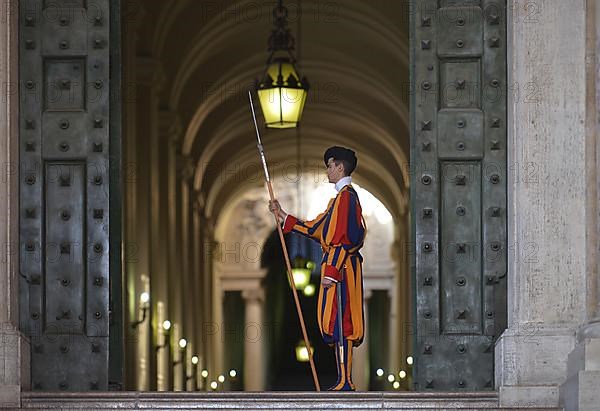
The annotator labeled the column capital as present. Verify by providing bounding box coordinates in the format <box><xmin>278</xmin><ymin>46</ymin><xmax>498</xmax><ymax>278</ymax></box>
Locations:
<box><xmin>123</xmin><ymin>0</ymin><xmax>146</xmax><ymax>44</ymax></box>
<box><xmin>177</xmin><ymin>154</ymin><xmax>196</xmax><ymax>182</ymax></box>
<box><xmin>390</xmin><ymin>238</ymin><xmax>404</xmax><ymax>265</ymax></box>
<box><xmin>193</xmin><ymin>190</ymin><xmax>205</xmax><ymax>214</ymax></box>
<box><xmin>202</xmin><ymin>218</ymin><xmax>216</xmax><ymax>238</ymax></box>
<box><xmin>241</xmin><ymin>288</ymin><xmax>265</xmax><ymax>303</ymax></box>
<box><xmin>158</xmin><ymin>110</ymin><xmax>182</xmax><ymax>143</ymax></box>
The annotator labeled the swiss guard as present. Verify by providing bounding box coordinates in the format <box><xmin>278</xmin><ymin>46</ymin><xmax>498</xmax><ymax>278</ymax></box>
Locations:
<box><xmin>269</xmin><ymin>146</ymin><xmax>367</xmax><ymax>391</ymax></box>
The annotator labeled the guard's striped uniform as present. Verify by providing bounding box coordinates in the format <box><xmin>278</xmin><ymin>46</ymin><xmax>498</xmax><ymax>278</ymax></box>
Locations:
<box><xmin>283</xmin><ymin>184</ymin><xmax>366</xmax><ymax>390</ymax></box>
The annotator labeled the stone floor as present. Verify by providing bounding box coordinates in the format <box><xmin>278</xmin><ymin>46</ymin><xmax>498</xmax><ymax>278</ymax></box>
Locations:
<box><xmin>14</xmin><ymin>391</ymin><xmax>564</xmax><ymax>410</ymax></box>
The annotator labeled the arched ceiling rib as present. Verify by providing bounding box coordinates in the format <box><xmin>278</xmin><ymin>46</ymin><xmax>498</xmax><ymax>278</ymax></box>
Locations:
<box><xmin>180</xmin><ymin>53</ymin><xmax>409</xmax><ymax>156</ymax></box>
<box><xmin>160</xmin><ymin>0</ymin><xmax>408</xmax><ymax>110</ymax></box>
<box><xmin>206</xmin><ymin>156</ymin><xmax>400</xmax><ymax>226</ymax></box>
<box><xmin>135</xmin><ymin>0</ymin><xmax>410</xmax><ymax>226</ymax></box>
<box><xmin>202</xmin><ymin>132</ymin><xmax>407</xmax><ymax>222</ymax></box>
<box><xmin>190</xmin><ymin>102</ymin><xmax>409</xmax><ymax>194</ymax></box>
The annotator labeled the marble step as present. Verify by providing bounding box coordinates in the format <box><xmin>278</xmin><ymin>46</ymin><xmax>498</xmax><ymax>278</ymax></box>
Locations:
<box><xmin>19</xmin><ymin>391</ymin><xmax>564</xmax><ymax>410</ymax></box>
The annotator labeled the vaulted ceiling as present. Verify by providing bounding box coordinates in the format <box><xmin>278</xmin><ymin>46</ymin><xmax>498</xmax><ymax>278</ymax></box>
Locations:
<box><xmin>132</xmin><ymin>0</ymin><xmax>409</xmax><ymax>221</ymax></box>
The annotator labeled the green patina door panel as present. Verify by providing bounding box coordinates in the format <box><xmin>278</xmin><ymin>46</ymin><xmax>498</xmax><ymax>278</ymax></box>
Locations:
<box><xmin>19</xmin><ymin>0</ymin><xmax>122</xmax><ymax>391</ymax></box>
<box><xmin>410</xmin><ymin>0</ymin><xmax>507</xmax><ymax>391</ymax></box>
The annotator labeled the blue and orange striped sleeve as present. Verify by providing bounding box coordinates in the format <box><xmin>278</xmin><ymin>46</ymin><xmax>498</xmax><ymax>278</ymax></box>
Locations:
<box><xmin>322</xmin><ymin>190</ymin><xmax>364</xmax><ymax>282</ymax></box>
<box><xmin>282</xmin><ymin>198</ymin><xmax>335</xmax><ymax>243</ymax></box>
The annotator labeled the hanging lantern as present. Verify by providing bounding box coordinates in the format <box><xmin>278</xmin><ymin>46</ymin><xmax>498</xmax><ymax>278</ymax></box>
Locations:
<box><xmin>291</xmin><ymin>266</ymin><xmax>311</xmax><ymax>289</ymax></box>
<box><xmin>256</xmin><ymin>0</ymin><xmax>309</xmax><ymax>128</ymax></box>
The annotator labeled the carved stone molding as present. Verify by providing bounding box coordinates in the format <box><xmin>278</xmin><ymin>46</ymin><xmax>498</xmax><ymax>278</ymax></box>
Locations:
<box><xmin>158</xmin><ymin>110</ymin><xmax>183</xmax><ymax>143</ymax></box>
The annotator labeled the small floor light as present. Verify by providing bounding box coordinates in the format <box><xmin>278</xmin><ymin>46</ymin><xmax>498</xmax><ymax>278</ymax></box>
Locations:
<box><xmin>295</xmin><ymin>340</ymin><xmax>314</xmax><ymax>362</ymax></box>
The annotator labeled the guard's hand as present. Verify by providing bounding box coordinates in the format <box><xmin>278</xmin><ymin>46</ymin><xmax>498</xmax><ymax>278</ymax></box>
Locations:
<box><xmin>268</xmin><ymin>199</ymin><xmax>287</xmax><ymax>221</ymax></box>
<box><xmin>322</xmin><ymin>277</ymin><xmax>335</xmax><ymax>288</ymax></box>
<box><xmin>268</xmin><ymin>199</ymin><xmax>280</xmax><ymax>213</ymax></box>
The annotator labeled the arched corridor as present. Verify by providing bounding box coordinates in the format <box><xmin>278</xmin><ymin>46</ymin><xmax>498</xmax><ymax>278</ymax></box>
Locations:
<box><xmin>121</xmin><ymin>0</ymin><xmax>410</xmax><ymax>391</ymax></box>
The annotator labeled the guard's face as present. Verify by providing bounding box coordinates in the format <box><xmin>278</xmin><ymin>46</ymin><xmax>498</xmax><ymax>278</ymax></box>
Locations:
<box><xmin>326</xmin><ymin>157</ymin><xmax>344</xmax><ymax>183</ymax></box>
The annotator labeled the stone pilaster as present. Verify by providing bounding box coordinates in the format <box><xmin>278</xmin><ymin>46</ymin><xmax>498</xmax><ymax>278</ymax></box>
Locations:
<box><xmin>0</xmin><ymin>0</ymin><xmax>29</xmax><ymax>407</ymax></box>
<box><xmin>179</xmin><ymin>154</ymin><xmax>196</xmax><ymax>391</ymax></box>
<box><xmin>132</xmin><ymin>57</ymin><xmax>164</xmax><ymax>391</ymax></box>
<box><xmin>155</xmin><ymin>302</ymin><xmax>170</xmax><ymax>391</ymax></box>
<box><xmin>171</xmin><ymin>323</ymin><xmax>185</xmax><ymax>391</ymax></box>
<box><xmin>497</xmin><ymin>1</ymin><xmax>592</xmax><ymax>407</ymax></box>
<box><xmin>154</xmin><ymin>110</ymin><xmax>181</xmax><ymax>392</ymax></box>
<box><xmin>559</xmin><ymin>0</ymin><xmax>600</xmax><ymax>409</ymax></box>
<box><xmin>191</xmin><ymin>191</ymin><xmax>205</xmax><ymax>390</ymax></box>
<box><xmin>201</xmin><ymin>217</ymin><xmax>216</xmax><ymax>381</ymax></box>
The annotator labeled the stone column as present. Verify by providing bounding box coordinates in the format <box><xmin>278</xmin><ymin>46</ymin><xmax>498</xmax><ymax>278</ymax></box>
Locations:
<box><xmin>211</xmin><ymin>234</ymin><xmax>226</xmax><ymax>384</ymax></box>
<box><xmin>146</xmin><ymin>62</ymin><xmax>166</xmax><ymax>392</ymax></box>
<box><xmin>192</xmin><ymin>192</ymin><xmax>205</xmax><ymax>389</ymax></box>
<box><xmin>559</xmin><ymin>1</ymin><xmax>600</xmax><ymax>410</ymax></box>
<box><xmin>184</xmin><ymin>341</ymin><xmax>194</xmax><ymax>391</ymax></box>
<box><xmin>179</xmin><ymin>155</ymin><xmax>196</xmax><ymax>391</ymax></box>
<box><xmin>202</xmin><ymin>221</ymin><xmax>216</xmax><ymax>381</ymax></box>
<box><xmin>133</xmin><ymin>56</ymin><xmax>164</xmax><ymax>391</ymax></box>
<box><xmin>121</xmin><ymin>0</ymin><xmax>144</xmax><ymax>389</ymax></box>
<box><xmin>167</xmin><ymin>130</ymin><xmax>185</xmax><ymax>390</ymax></box>
<box><xmin>241</xmin><ymin>288</ymin><xmax>266</xmax><ymax>391</ymax></box>
<box><xmin>353</xmin><ymin>289</ymin><xmax>373</xmax><ymax>391</ymax></box>
<box><xmin>496</xmin><ymin>1</ymin><xmax>592</xmax><ymax>407</ymax></box>
<box><xmin>134</xmin><ymin>275</ymin><xmax>151</xmax><ymax>391</ymax></box>
<box><xmin>388</xmin><ymin>283</ymin><xmax>399</xmax><ymax>375</ymax></box>
<box><xmin>0</xmin><ymin>0</ymin><xmax>28</xmax><ymax>407</ymax></box>
<box><xmin>171</xmin><ymin>323</ymin><xmax>184</xmax><ymax>391</ymax></box>
<box><xmin>155</xmin><ymin>301</ymin><xmax>169</xmax><ymax>391</ymax></box>
<box><xmin>168</xmin><ymin>147</ymin><xmax>193</xmax><ymax>392</ymax></box>
<box><xmin>155</xmin><ymin>111</ymin><xmax>181</xmax><ymax>391</ymax></box>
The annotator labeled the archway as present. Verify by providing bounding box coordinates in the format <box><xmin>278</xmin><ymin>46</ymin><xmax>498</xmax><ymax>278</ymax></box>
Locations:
<box><xmin>213</xmin><ymin>175</ymin><xmax>403</xmax><ymax>390</ymax></box>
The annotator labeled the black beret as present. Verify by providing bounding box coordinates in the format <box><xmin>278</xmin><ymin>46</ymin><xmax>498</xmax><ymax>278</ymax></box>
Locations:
<box><xmin>323</xmin><ymin>146</ymin><xmax>357</xmax><ymax>175</ymax></box>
